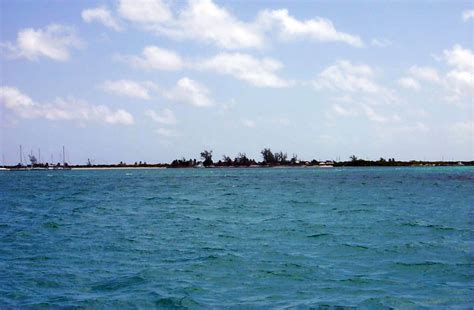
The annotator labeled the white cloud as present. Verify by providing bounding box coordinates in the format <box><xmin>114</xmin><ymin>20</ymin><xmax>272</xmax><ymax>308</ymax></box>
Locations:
<box><xmin>462</xmin><ymin>10</ymin><xmax>474</xmax><ymax>21</ymax></box>
<box><xmin>99</xmin><ymin>77</ymin><xmax>214</xmax><ymax>108</ymax></box>
<box><xmin>197</xmin><ymin>53</ymin><xmax>290</xmax><ymax>88</ymax></box>
<box><xmin>446</xmin><ymin>69</ymin><xmax>473</xmax><ymax>89</ymax></box>
<box><xmin>163</xmin><ymin>77</ymin><xmax>214</xmax><ymax>107</ymax></box>
<box><xmin>443</xmin><ymin>45</ymin><xmax>474</xmax><ymax>100</ymax></box>
<box><xmin>0</xmin><ymin>86</ymin><xmax>134</xmax><ymax>125</ymax></box>
<box><xmin>82</xmin><ymin>6</ymin><xmax>122</xmax><ymax>31</ymax></box>
<box><xmin>115</xmin><ymin>0</ymin><xmax>362</xmax><ymax>50</ymax></box>
<box><xmin>399</xmin><ymin>46</ymin><xmax>473</xmax><ymax>100</ymax></box>
<box><xmin>361</xmin><ymin>105</ymin><xmax>389</xmax><ymax>123</ymax></box>
<box><xmin>116</xmin><ymin>45</ymin><xmax>183</xmax><ymax>71</ymax></box>
<box><xmin>313</xmin><ymin>60</ymin><xmax>380</xmax><ymax>93</ymax></box>
<box><xmin>116</xmin><ymin>47</ymin><xmax>290</xmax><ymax>88</ymax></box>
<box><xmin>155</xmin><ymin>0</ymin><xmax>264</xmax><ymax>49</ymax></box>
<box><xmin>118</xmin><ymin>0</ymin><xmax>172</xmax><ymax>24</ymax></box>
<box><xmin>444</xmin><ymin>44</ymin><xmax>474</xmax><ymax>72</ymax></box>
<box><xmin>325</xmin><ymin>103</ymin><xmax>357</xmax><ymax>120</ymax></box>
<box><xmin>371</xmin><ymin>38</ymin><xmax>392</xmax><ymax>48</ymax></box>
<box><xmin>398</xmin><ymin>77</ymin><xmax>420</xmax><ymax>90</ymax></box>
<box><xmin>330</xmin><ymin>104</ymin><xmax>357</xmax><ymax>117</ymax></box>
<box><xmin>146</xmin><ymin>109</ymin><xmax>177</xmax><ymax>125</ymax></box>
<box><xmin>241</xmin><ymin>119</ymin><xmax>256</xmax><ymax>128</ymax></box>
<box><xmin>1</xmin><ymin>24</ymin><xmax>83</xmax><ymax>61</ymax></box>
<box><xmin>101</xmin><ymin>80</ymin><xmax>151</xmax><ymax>99</ymax></box>
<box><xmin>408</xmin><ymin>66</ymin><xmax>441</xmax><ymax>83</ymax></box>
<box><xmin>325</xmin><ymin>101</ymin><xmax>401</xmax><ymax>124</ymax></box>
<box><xmin>257</xmin><ymin>9</ymin><xmax>363</xmax><ymax>47</ymax></box>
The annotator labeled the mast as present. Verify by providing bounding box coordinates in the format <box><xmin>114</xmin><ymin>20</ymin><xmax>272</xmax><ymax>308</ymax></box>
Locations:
<box><xmin>38</xmin><ymin>148</ymin><xmax>41</xmax><ymax>164</ymax></box>
<box><xmin>63</xmin><ymin>146</ymin><xmax>65</xmax><ymax>166</ymax></box>
<box><xmin>20</xmin><ymin>145</ymin><xmax>22</xmax><ymax>165</ymax></box>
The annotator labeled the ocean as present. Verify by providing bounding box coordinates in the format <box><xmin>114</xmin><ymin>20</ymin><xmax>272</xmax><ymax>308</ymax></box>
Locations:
<box><xmin>1</xmin><ymin>167</ymin><xmax>473</xmax><ymax>308</ymax></box>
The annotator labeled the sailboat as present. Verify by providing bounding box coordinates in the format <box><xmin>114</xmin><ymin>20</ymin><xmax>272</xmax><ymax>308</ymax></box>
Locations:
<box><xmin>9</xmin><ymin>145</ymin><xmax>71</xmax><ymax>171</ymax></box>
<box><xmin>47</xmin><ymin>146</ymin><xmax>71</xmax><ymax>170</ymax></box>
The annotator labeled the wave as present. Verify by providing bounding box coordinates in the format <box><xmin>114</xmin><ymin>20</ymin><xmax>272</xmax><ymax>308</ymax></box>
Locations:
<box><xmin>400</xmin><ymin>222</ymin><xmax>457</xmax><ymax>231</ymax></box>
<box><xmin>42</xmin><ymin>221</ymin><xmax>60</xmax><ymax>229</ymax></box>
<box><xmin>393</xmin><ymin>261</ymin><xmax>446</xmax><ymax>268</ymax></box>
<box><xmin>307</xmin><ymin>233</ymin><xmax>330</xmax><ymax>238</ymax></box>
<box><xmin>154</xmin><ymin>296</ymin><xmax>202</xmax><ymax>308</ymax></box>
<box><xmin>342</xmin><ymin>243</ymin><xmax>370</xmax><ymax>250</ymax></box>
<box><xmin>91</xmin><ymin>275</ymin><xmax>147</xmax><ymax>292</ymax></box>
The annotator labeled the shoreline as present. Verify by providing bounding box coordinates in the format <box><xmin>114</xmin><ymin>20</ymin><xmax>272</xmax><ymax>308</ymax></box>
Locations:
<box><xmin>71</xmin><ymin>167</ymin><xmax>167</xmax><ymax>170</ymax></box>
<box><xmin>2</xmin><ymin>164</ymin><xmax>471</xmax><ymax>171</ymax></box>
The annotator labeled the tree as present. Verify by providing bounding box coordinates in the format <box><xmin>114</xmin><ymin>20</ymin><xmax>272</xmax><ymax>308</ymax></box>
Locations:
<box><xmin>222</xmin><ymin>155</ymin><xmax>232</xmax><ymax>166</ymax></box>
<box><xmin>350</xmin><ymin>155</ymin><xmax>358</xmax><ymax>162</ymax></box>
<box><xmin>200</xmin><ymin>150</ymin><xmax>213</xmax><ymax>167</ymax></box>
<box><xmin>290</xmin><ymin>154</ymin><xmax>298</xmax><ymax>165</ymax></box>
<box><xmin>274</xmin><ymin>151</ymin><xmax>288</xmax><ymax>164</ymax></box>
<box><xmin>235</xmin><ymin>153</ymin><xmax>251</xmax><ymax>166</ymax></box>
<box><xmin>261</xmin><ymin>148</ymin><xmax>275</xmax><ymax>164</ymax></box>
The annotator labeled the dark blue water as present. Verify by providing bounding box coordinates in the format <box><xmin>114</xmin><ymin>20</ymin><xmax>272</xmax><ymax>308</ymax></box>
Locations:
<box><xmin>1</xmin><ymin>167</ymin><xmax>473</xmax><ymax>308</ymax></box>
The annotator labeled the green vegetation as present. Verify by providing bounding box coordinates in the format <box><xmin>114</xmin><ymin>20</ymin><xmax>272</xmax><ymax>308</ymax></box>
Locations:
<box><xmin>5</xmin><ymin>148</ymin><xmax>473</xmax><ymax>169</ymax></box>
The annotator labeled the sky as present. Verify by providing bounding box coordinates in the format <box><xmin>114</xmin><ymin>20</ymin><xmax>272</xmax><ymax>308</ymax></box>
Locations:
<box><xmin>0</xmin><ymin>0</ymin><xmax>473</xmax><ymax>165</ymax></box>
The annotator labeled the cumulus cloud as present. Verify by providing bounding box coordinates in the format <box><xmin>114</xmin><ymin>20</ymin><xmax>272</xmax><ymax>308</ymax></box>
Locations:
<box><xmin>257</xmin><ymin>9</ymin><xmax>363</xmax><ymax>47</ymax></box>
<box><xmin>155</xmin><ymin>0</ymin><xmax>264</xmax><ymax>49</ymax></box>
<box><xmin>162</xmin><ymin>77</ymin><xmax>214</xmax><ymax>107</ymax></box>
<box><xmin>0</xmin><ymin>86</ymin><xmax>134</xmax><ymax>125</ymax></box>
<box><xmin>111</xmin><ymin>0</ymin><xmax>362</xmax><ymax>49</ymax></box>
<box><xmin>444</xmin><ymin>45</ymin><xmax>474</xmax><ymax>72</ymax></box>
<box><xmin>408</xmin><ymin>66</ymin><xmax>441</xmax><ymax>83</ymax></box>
<box><xmin>116</xmin><ymin>45</ymin><xmax>184</xmax><ymax>71</ymax></box>
<box><xmin>313</xmin><ymin>60</ymin><xmax>380</xmax><ymax>93</ymax></box>
<box><xmin>1</xmin><ymin>24</ymin><xmax>83</xmax><ymax>61</ymax></box>
<box><xmin>462</xmin><ymin>10</ymin><xmax>474</xmax><ymax>21</ymax></box>
<box><xmin>101</xmin><ymin>80</ymin><xmax>151</xmax><ymax>99</ymax></box>
<box><xmin>325</xmin><ymin>101</ymin><xmax>400</xmax><ymax>124</ymax></box>
<box><xmin>443</xmin><ymin>45</ymin><xmax>474</xmax><ymax>100</ymax></box>
<box><xmin>196</xmin><ymin>53</ymin><xmax>290</xmax><ymax>88</ymax></box>
<box><xmin>145</xmin><ymin>108</ymin><xmax>177</xmax><ymax>125</ymax></box>
<box><xmin>398</xmin><ymin>45</ymin><xmax>473</xmax><ymax>101</ymax></box>
<box><xmin>118</xmin><ymin>0</ymin><xmax>172</xmax><ymax>24</ymax></box>
<box><xmin>116</xmin><ymin>47</ymin><xmax>290</xmax><ymax>88</ymax></box>
<box><xmin>315</xmin><ymin>61</ymin><xmax>398</xmax><ymax>120</ymax></box>
<box><xmin>82</xmin><ymin>6</ymin><xmax>122</xmax><ymax>31</ymax></box>
<box><xmin>98</xmin><ymin>77</ymin><xmax>214</xmax><ymax>107</ymax></box>
<box><xmin>398</xmin><ymin>77</ymin><xmax>420</xmax><ymax>90</ymax></box>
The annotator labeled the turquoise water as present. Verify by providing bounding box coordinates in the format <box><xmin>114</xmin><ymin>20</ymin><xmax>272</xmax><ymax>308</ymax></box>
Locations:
<box><xmin>1</xmin><ymin>167</ymin><xmax>473</xmax><ymax>308</ymax></box>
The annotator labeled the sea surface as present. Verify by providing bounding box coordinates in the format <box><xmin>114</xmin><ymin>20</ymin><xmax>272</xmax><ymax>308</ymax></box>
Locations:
<box><xmin>1</xmin><ymin>167</ymin><xmax>473</xmax><ymax>308</ymax></box>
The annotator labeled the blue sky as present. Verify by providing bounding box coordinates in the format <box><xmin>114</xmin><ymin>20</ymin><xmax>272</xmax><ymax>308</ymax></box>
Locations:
<box><xmin>1</xmin><ymin>0</ymin><xmax>473</xmax><ymax>165</ymax></box>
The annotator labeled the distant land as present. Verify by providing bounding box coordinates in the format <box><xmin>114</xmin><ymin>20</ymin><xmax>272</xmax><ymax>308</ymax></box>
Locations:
<box><xmin>3</xmin><ymin>148</ymin><xmax>473</xmax><ymax>170</ymax></box>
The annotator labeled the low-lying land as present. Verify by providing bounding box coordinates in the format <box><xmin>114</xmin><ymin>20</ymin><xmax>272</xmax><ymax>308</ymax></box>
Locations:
<box><xmin>4</xmin><ymin>148</ymin><xmax>473</xmax><ymax>170</ymax></box>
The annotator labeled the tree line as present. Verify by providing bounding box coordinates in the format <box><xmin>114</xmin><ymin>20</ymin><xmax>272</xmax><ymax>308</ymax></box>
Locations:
<box><xmin>163</xmin><ymin>149</ymin><xmax>470</xmax><ymax>168</ymax></box>
<box><xmin>16</xmin><ymin>148</ymin><xmax>468</xmax><ymax>169</ymax></box>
